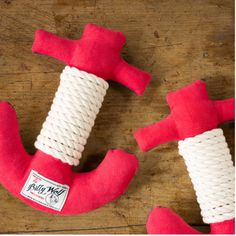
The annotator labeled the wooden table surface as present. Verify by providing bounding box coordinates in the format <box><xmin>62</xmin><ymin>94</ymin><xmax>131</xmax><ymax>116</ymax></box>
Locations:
<box><xmin>0</xmin><ymin>0</ymin><xmax>234</xmax><ymax>234</ymax></box>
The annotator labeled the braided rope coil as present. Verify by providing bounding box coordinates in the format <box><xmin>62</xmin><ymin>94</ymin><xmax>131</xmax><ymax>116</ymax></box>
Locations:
<box><xmin>178</xmin><ymin>128</ymin><xmax>235</xmax><ymax>224</ymax></box>
<box><xmin>35</xmin><ymin>66</ymin><xmax>109</xmax><ymax>166</ymax></box>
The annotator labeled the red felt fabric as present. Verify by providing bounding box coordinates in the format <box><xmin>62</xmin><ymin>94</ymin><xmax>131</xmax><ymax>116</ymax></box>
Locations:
<box><xmin>146</xmin><ymin>207</ymin><xmax>201</xmax><ymax>234</ymax></box>
<box><xmin>146</xmin><ymin>207</ymin><xmax>235</xmax><ymax>234</ymax></box>
<box><xmin>134</xmin><ymin>80</ymin><xmax>235</xmax><ymax>151</ymax></box>
<box><xmin>32</xmin><ymin>23</ymin><xmax>151</xmax><ymax>95</ymax></box>
<box><xmin>210</xmin><ymin>219</ymin><xmax>235</xmax><ymax>234</ymax></box>
<box><xmin>0</xmin><ymin>101</ymin><xmax>138</xmax><ymax>214</ymax></box>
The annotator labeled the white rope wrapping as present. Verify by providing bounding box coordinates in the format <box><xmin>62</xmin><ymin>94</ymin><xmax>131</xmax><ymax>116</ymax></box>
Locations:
<box><xmin>35</xmin><ymin>66</ymin><xmax>109</xmax><ymax>166</ymax></box>
<box><xmin>178</xmin><ymin>128</ymin><xmax>235</xmax><ymax>224</ymax></box>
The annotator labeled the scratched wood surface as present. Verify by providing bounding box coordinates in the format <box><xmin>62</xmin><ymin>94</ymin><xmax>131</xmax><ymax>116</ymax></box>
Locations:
<box><xmin>0</xmin><ymin>0</ymin><xmax>234</xmax><ymax>234</ymax></box>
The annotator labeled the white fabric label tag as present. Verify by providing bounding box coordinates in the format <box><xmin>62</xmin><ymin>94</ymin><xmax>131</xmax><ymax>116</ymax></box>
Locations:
<box><xmin>20</xmin><ymin>170</ymin><xmax>69</xmax><ymax>212</ymax></box>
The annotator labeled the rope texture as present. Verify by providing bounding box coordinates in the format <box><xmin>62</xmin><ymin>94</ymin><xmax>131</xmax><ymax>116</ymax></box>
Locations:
<box><xmin>35</xmin><ymin>66</ymin><xmax>109</xmax><ymax>166</ymax></box>
<box><xmin>178</xmin><ymin>128</ymin><xmax>235</xmax><ymax>224</ymax></box>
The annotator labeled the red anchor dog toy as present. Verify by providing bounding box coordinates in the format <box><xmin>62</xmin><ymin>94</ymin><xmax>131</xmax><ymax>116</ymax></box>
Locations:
<box><xmin>0</xmin><ymin>24</ymin><xmax>151</xmax><ymax>215</ymax></box>
<box><xmin>135</xmin><ymin>80</ymin><xmax>235</xmax><ymax>234</ymax></box>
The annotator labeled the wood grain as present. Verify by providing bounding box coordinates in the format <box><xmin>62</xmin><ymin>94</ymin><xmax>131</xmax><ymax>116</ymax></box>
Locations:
<box><xmin>0</xmin><ymin>0</ymin><xmax>234</xmax><ymax>234</ymax></box>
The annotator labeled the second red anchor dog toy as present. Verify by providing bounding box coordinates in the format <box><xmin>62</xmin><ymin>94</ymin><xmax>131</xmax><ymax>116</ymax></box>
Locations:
<box><xmin>0</xmin><ymin>24</ymin><xmax>151</xmax><ymax>215</ymax></box>
<box><xmin>135</xmin><ymin>80</ymin><xmax>235</xmax><ymax>234</ymax></box>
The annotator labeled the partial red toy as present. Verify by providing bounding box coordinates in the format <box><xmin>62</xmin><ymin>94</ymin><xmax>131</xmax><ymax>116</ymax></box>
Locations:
<box><xmin>0</xmin><ymin>24</ymin><xmax>151</xmax><ymax>215</ymax></box>
<box><xmin>135</xmin><ymin>80</ymin><xmax>235</xmax><ymax>234</ymax></box>
<box><xmin>33</xmin><ymin>24</ymin><xmax>151</xmax><ymax>96</ymax></box>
